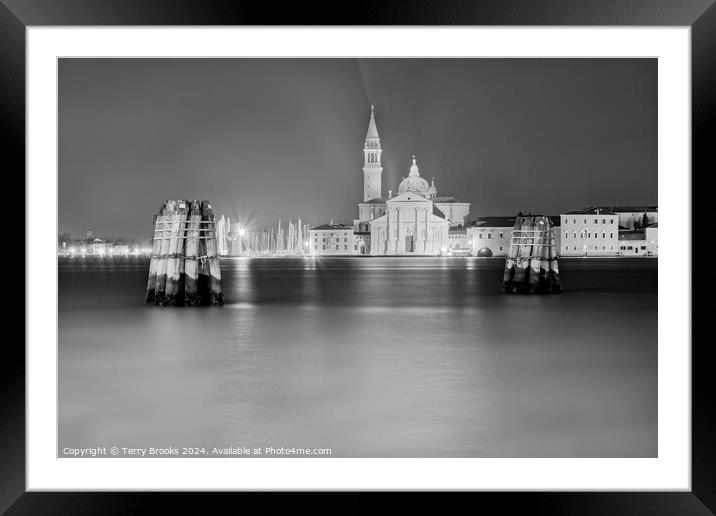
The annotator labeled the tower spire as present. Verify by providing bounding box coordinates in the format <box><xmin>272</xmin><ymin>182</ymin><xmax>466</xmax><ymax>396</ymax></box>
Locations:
<box><xmin>362</xmin><ymin>105</ymin><xmax>382</xmax><ymax>202</ymax></box>
<box><xmin>366</xmin><ymin>105</ymin><xmax>379</xmax><ymax>140</ymax></box>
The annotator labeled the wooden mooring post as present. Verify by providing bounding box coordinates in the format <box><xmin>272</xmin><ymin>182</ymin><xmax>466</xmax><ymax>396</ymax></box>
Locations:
<box><xmin>146</xmin><ymin>199</ymin><xmax>223</xmax><ymax>306</ymax></box>
<box><xmin>502</xmin><ymin>214</ymin><xmax>561</xmax><ymax>295</ymax></box>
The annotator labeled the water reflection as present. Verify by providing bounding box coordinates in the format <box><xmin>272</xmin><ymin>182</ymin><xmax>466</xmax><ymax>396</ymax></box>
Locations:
<box><xmin>59</xmin><ymin>257</ymin><xmax>657</xmax><ymax>457</ymax></box>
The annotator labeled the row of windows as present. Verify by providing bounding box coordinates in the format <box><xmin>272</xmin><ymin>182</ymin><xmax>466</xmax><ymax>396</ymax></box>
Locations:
<box><xmin>366</xmin><ymin>153</ymin><xmax>379</xmax><ymax>163</ymax></box>
<box><xmin>564</xmin><ymin>218</ymin><xmax>614</xmax><ymax>225</ymax></box>
<box><xmin>477</xmin><ymin>232</ymin><xmax>504</xmax><ymax>239</ymax></box>
<box><xmin>564</xmin><ymin>232</ymin><xmax>614</xmax><ymax>239</ymax></box>
<box><xmin>313</xmin><ymin>244</ymin><xmax>353</xmax><ymax>250</ymax></box>
<box><xmin>564</xmin><ymin>245</ymin><xmax>615</xmax><ymax>251</ymax></box>
<box><xmin>620</xmin><ymin>245</ymin><xmax>647</xmax><ymax>250</ymax></box>
<box><xmin>314</xmin><ymin>237</ymin><xmax>350</xmax><ymax>243</ymax></box>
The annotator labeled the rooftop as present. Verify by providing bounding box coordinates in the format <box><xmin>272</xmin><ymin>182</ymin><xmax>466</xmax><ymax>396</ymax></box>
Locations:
<box><xmin>564</xmin><ymin>205</ymin><xmax>657</xmax><ymax>215</ymax></box>
<box><xmin>595</xmin><ymin>205</ymin><xmax>658</xmax><ymax>213</ymax></box>
<box><xmin>310</xmin><ymin>224</ymin><xmax>353</xmax><ymax>231</ymax></box>
<box><xmin>563</xmin><ymin>208</ymin><xmax>617</xmax><ymax>215</ymax></box>
<box><xmin>472</xmin><ymin>215</ymin><xmax>561</xmax><ymax>228</ymax></box>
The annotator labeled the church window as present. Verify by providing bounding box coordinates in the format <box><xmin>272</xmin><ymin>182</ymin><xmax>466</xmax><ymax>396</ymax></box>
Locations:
<box><xmin>499</xmin><ymin>232</ymin><xmax>503</xmax><ymax>238</ymax></box>
<box><xmin>602</xmin><ymin>219</ymin><xmax>606</xmax><ymax>224</ymax></box>
<box><xmin>594</xmin><ymin>219</ymin><xmax>598</xmax><ymax>224</ymax></box>
<box><xmin>602</xmin><ymin>232</ymin><xmax>605</xmax><ymax>238</ymax></box>
<box><xmin>573</xmin><ymin>232</ymin><xmax>576</xmax><ymax>238</ymax></box>
<box><xmin>478</xmin><ymin>234</ymin><xmax>482</xmax><ymax>239</ymax></box>
<box><xmin>487</xmin><ymin>233</ymin><xmax>492</xmax><ymax>239</ymax></box>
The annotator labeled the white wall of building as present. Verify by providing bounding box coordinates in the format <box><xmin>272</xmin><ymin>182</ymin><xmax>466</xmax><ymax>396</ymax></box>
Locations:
<box><xmin>467</xmin><ymin>227</ymin><xmax>511</xmax><ymax>256</ymax></box>
<box><xmin>309</xmin><ymin>227</ymin><xmax>356</xmax><ymax>256</ymax></box>
<box><xmin>434</xmin><ymin>202</ymin><xmax>471</xmax><ymax>227</ymax></box>
<box><xmin>618</xmin><ymin>239</ymin><xmax>650</xmax><ymax>256</ymax></box>
<box><xmin>560</xmin><ymin>213</ymin><xmax>619</xmax><ymax>256</ymax></box>
<box><xmin>369</xmin><ymin>193</ymin><xmax>448</xmax><ymax>255</ymax></box>
<box><xmin>646</xmin><ymin>225</ymin><xmax>658</xmax><ymax>256</ymax></box>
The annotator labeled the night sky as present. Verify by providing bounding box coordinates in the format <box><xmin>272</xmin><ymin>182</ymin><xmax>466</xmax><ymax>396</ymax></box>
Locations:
<box><xmin>58</xmin><ymin>58</ymin><xmax>656</xmax><ymax>239</ymax></box>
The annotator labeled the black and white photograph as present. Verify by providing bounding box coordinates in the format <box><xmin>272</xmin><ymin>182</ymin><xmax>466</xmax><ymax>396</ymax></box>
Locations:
<box><xmin>57</xmin><ymin>57</ymin><xmax>659</xmax><ymax>459</ymax></box>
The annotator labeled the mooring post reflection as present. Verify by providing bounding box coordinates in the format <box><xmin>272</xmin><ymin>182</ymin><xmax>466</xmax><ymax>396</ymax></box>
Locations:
<box><xmin>59</xmin><ymin>256</ymin><xmax>656</xmax><ymax>457</ymax></box>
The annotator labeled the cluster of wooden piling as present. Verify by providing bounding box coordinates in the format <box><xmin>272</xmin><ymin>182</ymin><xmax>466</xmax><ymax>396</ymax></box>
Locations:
<box><xmin>145</xmin><ymin>200</ymin><xmax>223</xmax><ymax>306</ymax></box>
<box><xmin>502</xmin><ymin>215</ymin><xmax>561</xmax><ymax>294</ymax></box>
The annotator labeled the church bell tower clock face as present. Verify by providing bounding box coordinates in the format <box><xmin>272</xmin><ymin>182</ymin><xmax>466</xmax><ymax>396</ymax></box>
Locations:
<box><xmin>363</xmin><ymin>105</ymin><xmax>383</xmax><ymax>202</ymax></box>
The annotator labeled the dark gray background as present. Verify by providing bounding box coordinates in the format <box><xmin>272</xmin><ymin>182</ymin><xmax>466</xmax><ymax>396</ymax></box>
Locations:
<box><xmin>58</xmin><ymin>58</ymin><xmax>656</xmax><ymax>239</ymax></box>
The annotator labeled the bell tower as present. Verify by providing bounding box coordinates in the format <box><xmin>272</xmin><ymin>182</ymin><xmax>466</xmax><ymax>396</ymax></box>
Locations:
<box><xmin>363</xmin><ymin>105</ymin><xmax>383</xmax><ymax>202</ymax></box>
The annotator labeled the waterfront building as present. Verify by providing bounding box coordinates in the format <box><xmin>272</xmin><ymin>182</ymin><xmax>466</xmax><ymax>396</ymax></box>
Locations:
<box><xmin>618</xmin><ymin>230</ymin><xmax>650</xmax><ymax>256</ymax></box>
<box><xmin>560</xmin><ymin>208</ymin><xmax>619</xmax><ymax>256</ymax></box>
<box><xmin>87</xmin><ymin>238</ymin><xmax>111</xmax><ymax>256</ymax></box>
<box><xmin>353</xmin><ymin>107</ymin><xmax>470</xmax><ymax>255</ymax></box>
<box><xmin>467</xmin><ymin>216</ymin><xmax>561</xmax><ymax>257</ymax></box>
<box><xmin>368</xmin><ymin>185</ymin><xmax>450</xmax><ymax>255</ymax></box>
<box><xmin>466</xmin><ymin>217</ymin><xmax>514</xmax><ymax>257</ymax></box>
<box><xmin>309</xmin><ymin>224</ymin><xmax>356</xmax><ymax>256</ymax></box>
<box><xmin>560</xmin><ymin>206</ymin><xmax>658</xmax><ymax>257</ymax></box>
<box><xmin>645</xmin><ymin>223</ymin><xmax>658</xmax><ymax>256</ymax></box>
<box><xmin>446</xmin><ymin>226</ymin><xmax>470</xmax><ymax>255</ymax></box>
<box><xmin>596</xmin><ymin>205</ymin><xmax>658</xmax><ymax>230</ymax></box>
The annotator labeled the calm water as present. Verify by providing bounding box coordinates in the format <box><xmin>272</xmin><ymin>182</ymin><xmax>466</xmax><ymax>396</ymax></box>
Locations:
<box><xmin>59</xmin><ymin>257</ymin><xmax>657</xmax><ymax>457</ymax></box>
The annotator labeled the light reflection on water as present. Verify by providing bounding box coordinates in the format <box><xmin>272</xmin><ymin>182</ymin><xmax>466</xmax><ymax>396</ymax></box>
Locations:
<box><xmin>59</xmin><ymin>257</ymin><xmax>657</xmax><ymax>457</ymax></box>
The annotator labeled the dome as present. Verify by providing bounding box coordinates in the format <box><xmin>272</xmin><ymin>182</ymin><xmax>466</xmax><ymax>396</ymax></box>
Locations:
<box><xmin>477</xmin><ymin>247</ymin><xmax>494</xmax><ymax>257</ymax></box>
<box><xmin>397</xmin><ymin>155</ymin><xmax>430</xmax><ymax>196</ymax></box>
<box><xmin>398</xmin><ymin>176</ymin><xmax>430</xmax><ymax>195</ymax></box>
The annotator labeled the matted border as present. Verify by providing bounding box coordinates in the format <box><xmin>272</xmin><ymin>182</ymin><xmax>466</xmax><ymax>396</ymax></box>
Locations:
<box><xmin>2</xmin><ymin>0</ymin><xmax>708</xmax><ymax>513</ymax></box>
<box><xmin>27</xmin><ymin>26</ymin><xmax>689</xmax><ymax>492</ymax></box>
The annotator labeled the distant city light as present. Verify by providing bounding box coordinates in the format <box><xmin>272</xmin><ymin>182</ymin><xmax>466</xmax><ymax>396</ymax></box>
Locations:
<box><xmin>238</xmin><ymin>228</ymin><xmax>246</xmax><ymax>237</ymax></box>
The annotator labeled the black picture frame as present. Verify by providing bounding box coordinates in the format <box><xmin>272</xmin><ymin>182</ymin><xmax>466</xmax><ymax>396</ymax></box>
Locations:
<box><xmin>2</xmin><ymin>0</ymin><xmax>707</xmax><ymax>513</ymax></box>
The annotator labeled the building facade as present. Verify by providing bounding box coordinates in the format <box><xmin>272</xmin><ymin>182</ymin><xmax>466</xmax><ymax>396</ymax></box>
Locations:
<box><xmin>645</xmin><ymin>223</ymin><xmax>658</xmax><ymax>255</ymax></box>
<box><xmin>369</xmin><ymin>190</ymin><xmax>450</xmax><ymax>255</ymax></box>
<box><xmin>618</xmin><ymin>230</ymin><xmax>650</xmax><ymax>256</ymax></box>
<box><xmin>309</xmin><ymin>224</ymin><xmax>356</xmax><ymax>256</ymax></box>
<box><xmin>560</xmin><ymin>206</ymin><xmax>658</xmax><ymax>257</ymax></box>
<box><xmin>353</xmin><ymin>107</ymin><xmax>470</xmax><ymax>255</ymax></box>
<box><xmin>560</xmin><ymin>208</ymin><xmax>619</xmax><ymax>256</ymax></box>
<box><xmin>466</xmin><ymin>217</ymin><xmax>514</xmax><ymax>257</ymax></box>
<box><xmin>467</xmin><ymin>216</ymin><xmax>561</xmax><ymax>257</ymax></box>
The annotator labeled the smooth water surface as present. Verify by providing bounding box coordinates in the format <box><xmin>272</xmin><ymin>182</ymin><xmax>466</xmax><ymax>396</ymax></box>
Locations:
<box><xmin>59</xmin><ymin>257</ymin><xmax>657</xmax><ymax>457</ymax></box>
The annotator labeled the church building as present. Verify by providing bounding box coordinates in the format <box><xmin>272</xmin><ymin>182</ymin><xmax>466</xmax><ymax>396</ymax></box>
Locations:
<box><xmin>353</xmin><ymin>106</ymin><xmax>471</xmax><ymax>255</ymax></box>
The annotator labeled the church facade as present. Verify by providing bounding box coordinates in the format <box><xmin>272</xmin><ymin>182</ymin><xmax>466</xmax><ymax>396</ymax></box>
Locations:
<box><xmin>354</xmin><ymin>106</ymin><xmax>471</xmax><ymax>256</ymax></box>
